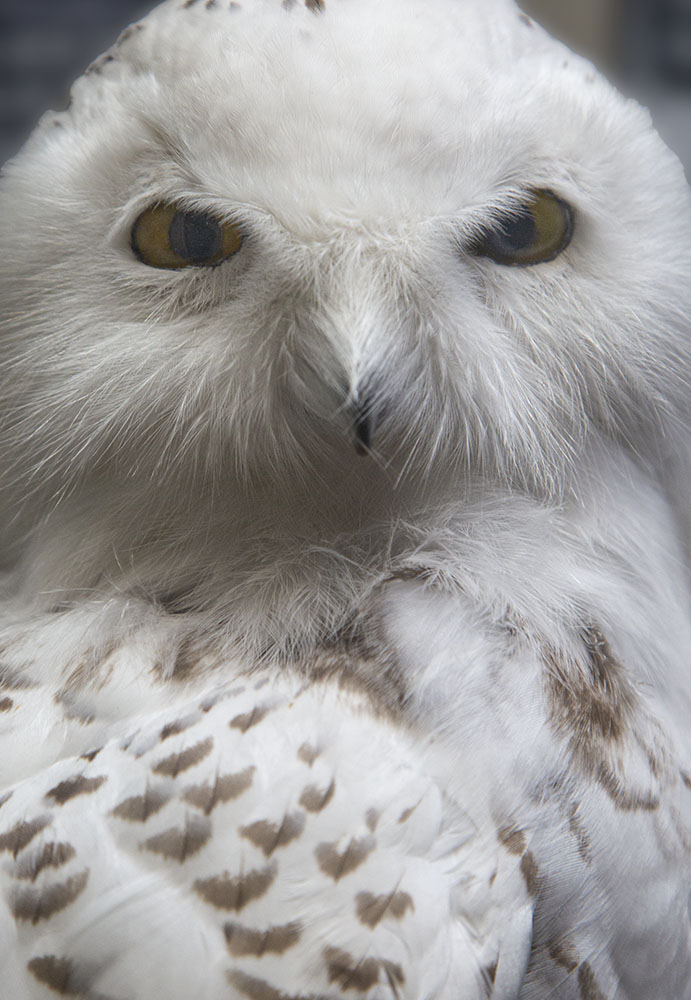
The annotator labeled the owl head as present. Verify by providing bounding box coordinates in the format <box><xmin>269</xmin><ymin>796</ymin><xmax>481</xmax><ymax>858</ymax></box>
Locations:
<box><xmin>1</xmin><ymin>0</ymin><xmax>690</xmax><ymax>629</ymax></box>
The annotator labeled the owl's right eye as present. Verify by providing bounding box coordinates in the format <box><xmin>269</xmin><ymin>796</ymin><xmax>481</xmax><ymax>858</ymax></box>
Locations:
<box><xmin>469</xmin><ymin>189</ymin><xmax>574</xmax><ymax>266</ymax></box>
<box><xmin>131</xmin><ymin>204</ymin><xmax>244</xmax><ymax>269</ymax></box>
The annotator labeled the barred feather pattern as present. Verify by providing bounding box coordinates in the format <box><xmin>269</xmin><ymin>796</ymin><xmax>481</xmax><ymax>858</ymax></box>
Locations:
<box><xmin>0</xmin><ymin>0</ymin><xmax>690</xmax><ymax>996</ymax></box>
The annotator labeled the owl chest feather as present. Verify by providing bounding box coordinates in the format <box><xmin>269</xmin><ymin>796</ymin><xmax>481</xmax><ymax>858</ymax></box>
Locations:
<box><xmin>0</xmin><ymin>441</ymin><xmax>689</xmax><ymax>998</ymax></box>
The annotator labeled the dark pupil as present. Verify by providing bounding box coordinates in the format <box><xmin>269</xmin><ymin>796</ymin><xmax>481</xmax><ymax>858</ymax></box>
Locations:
<box><xmin>169</xmin><ymin>210</ymin><xmax>222</xmax><ymax>262</ymax></box>
<box><xmin>497</xmin><ymin>209</ymin><xmax>536</xmax><ymax>250</ymax></box>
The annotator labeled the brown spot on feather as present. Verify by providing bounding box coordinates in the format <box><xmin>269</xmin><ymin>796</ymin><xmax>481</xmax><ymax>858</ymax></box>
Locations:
<box><xmin>152</xmin><ymin>736</ymin><xmax>213</xmax><ymax>776</ymax></box>
<box><xmin>143</xmin><ymin>814</ymin><xmax>211</xmax><ymax>861</ymax></box>
<box><xmin>199</xmin><ymin>686</ymin><xmax>245</xmax><ymax>712</ymax></box>
<box><xmin>194</xmin><ymin>863</ymin><xmax>276</xmax><ymax>910</ymax></box>
<box><xmin>567</xmin><ymin>803</ymin><xmax>592</xmax><ymax>863</ymax></box>
<box><xmin>240</xmin><ymin>813</ymin><xmax>305</xmax><ymax>856</ymax></box>
<box><xmin>0</xmin><ymin>696</ymin><xmax>13</xmax><ymax>711</ymax></box>
<box><xmin>0</xmin><ymin>664</ymin><xmax>36</xmax><ymax>690</ymax></box>
<box><xmin>16</xmin><ymin>842</ymin><xmax>76</xmax><ymax>881</ymax></box>
<box><xmin>111</xmin><ymin>784</ymin><xmax>170</xmax><ymax>822</ymax></box>
<box><xmin>27</xmin><ymin>955</ymin><xmax>74</xmax><ymax>994</ymax></box>
<box><xmin>324</xmin><ymin>947</ymin><xmax>405</xmax><ymax>992</ymax></box>
<box><xmin>0</xmin><ymin>816</ymin><xmax>51</xmax><ymax>857</ymax></box>
<box><xmin>498</xmin><ymin>825</ymin><xmax>526</xmax><ymax>856</ymax></box>
<box><xmin>227</xmin><ymin>970</ymin><xmax>312</xmax><ymax>1000</ymax></box>
<box><xmin>170</xmin><ymin>634</ymin><xmax>199</xmax><ymax>680</ymax></box>
<box><xmin>398</xmin><ymin>803</ymin><xmax>417</xmax><ymax>823</ymax></box>
<box><xmin>12</xmin><ymin>870</ymin><xmax>89</xmax><ymax>923</ymax></box>
<box><xmin>299</xmin><ymin>780</ymin><xmax>335</xmax><ymax>813</ymax></box>
<box><xmin>224</xmin><ymin>920</ymin><xmax>302</xmax><ymax>956</ymax></box>
<box><xmin>160</xmin><ymin>716</ymin><xmax>196</xmax><ymax>741</ymax></box>
<box><xmin>520</xmin><ymin>851</ymin><xmax>541</xmax><ymax>897</ymax></box>
<box><xmin>356</xmin><ymin>890</ymin><xmax>414</xmax><ymax>928</ymax></box>
<box><xmin>52</xmin><ymin>691</ymin><xmax>95</xmax><ymax>726</ymax></box>
<box><xmin>297</xmin><ymin>742</ymin><xmax>319</xmax><ymax>766</ymax></box>
<box><xmin>46</xmin><ymin>775</ymin><xmax>106</xmax><ymax>805</ymax></box>
<box><xmin>596</xmin><ymin>762</ymin><xmax>659</xmax><ymax>811</ymax></box>
<box><xmin>315</xmin><ymin>836</ymin><xmax>375</xmax><ymax>880</ymax></box>
<box><xmin>365</xmin><ymin>808</ymin><xmax>379</xmax><ymax>831</ymax></box>
<box><xmin>61</xmin><ymin>639</ymin><xmax>119</xmax><ymax>694</ymax></box>
<box><xmin>545</xmin><ymin>627</ymin><xmax>631</xmax><ymax>747</ymax></box>
<box><xmin>543</xmin><ymin>626</ymin><xmax>661</xmax><ymax>811</ymax></box>
<box><xmin>548</xmin><ymin>938</ymin><xmax>579</xmax><ymax>972</ymax></box>
<box><xmin>115</xmin><ymin>23</ymin><xmax>145</xmax><ymax>47</ymax></box>
<box><xmin>230</xmin><ymin>705</ymin><xmax>270</xmax><ymax>732</ymax></box>
<box><xmin>484</xmin><ymin>961</ymin><xmax>498</xmax><ymax>985</ymax></box>
<box><xmin>578</xmin><ymin>962</ymin><xmax>607</xmax><ymax>1000</ymax></box>
<box><xmin>183</xmin><ymin>766</ymin><xmax>255</xmax><ymax>813</ymax></box>
<box><xmin>305</xmin><ymin>619</ymin><xmax>407</xmax><ymax>718</ymax></box>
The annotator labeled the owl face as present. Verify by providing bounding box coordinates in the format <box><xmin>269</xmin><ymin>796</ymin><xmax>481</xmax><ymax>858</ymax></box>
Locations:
<box><xmin>1</xmin><ymin>0</ymin><xmax>690</xmax><ymax>545</ymax></box>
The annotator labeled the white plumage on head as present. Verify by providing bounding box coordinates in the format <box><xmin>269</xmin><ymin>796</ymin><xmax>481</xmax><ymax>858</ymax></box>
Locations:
<box><xmin>0</xmin><ymin>1</ymin><xmax>690</xmax><ymax>997</ymax></box>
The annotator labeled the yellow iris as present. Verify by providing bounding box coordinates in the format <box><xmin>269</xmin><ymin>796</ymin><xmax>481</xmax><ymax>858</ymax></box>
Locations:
<box><xmin>471</xmin><ymin>189</ymin><xmax>574</xmax><ymax>266</ymax></box>
<box><xmin>131</xmin><ymin>204</ymin><xmax>244</xmax><ymax>269</ymax></box>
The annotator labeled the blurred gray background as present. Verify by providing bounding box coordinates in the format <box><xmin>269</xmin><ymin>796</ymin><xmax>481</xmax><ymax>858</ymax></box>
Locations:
<box><xmin>1</xmin><ymin>0</ymin><xmax>691</xmax><ymax>173</ymax></box>
<box><xmin>523</xmin><ymin>0</ymin><xmax>691</xmax><ymax>175</ymax></box>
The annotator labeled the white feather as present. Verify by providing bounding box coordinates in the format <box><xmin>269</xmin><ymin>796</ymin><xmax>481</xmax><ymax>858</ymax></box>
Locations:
<box><xmin>0</xmin><ymin>0</ymin><xmax>689</xmax><ymax>996</ymax></box>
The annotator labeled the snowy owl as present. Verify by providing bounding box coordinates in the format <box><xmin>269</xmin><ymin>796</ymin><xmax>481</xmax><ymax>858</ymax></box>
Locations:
<box><xmin>0</xmin><ymin>0</ymin><xmax>690</xmax><ymax>997</ymax></box>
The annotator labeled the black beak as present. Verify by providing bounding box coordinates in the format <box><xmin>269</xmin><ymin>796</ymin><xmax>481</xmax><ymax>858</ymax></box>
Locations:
<box><xmin>353</xmin><ymin>397</ymin><xmax>376</xmax><ymax>456</ymax></box>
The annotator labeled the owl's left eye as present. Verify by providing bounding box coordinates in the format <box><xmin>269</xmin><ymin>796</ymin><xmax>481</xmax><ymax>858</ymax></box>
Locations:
<box><xmin>469</xmin><ymin>189</ymin><xmax>574</xmax><ymax>266</ymax></box>
<box><xmin>131</xmin><ymin>204</ymin><xmax>244</xmax><ymax>269</ymax></box>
